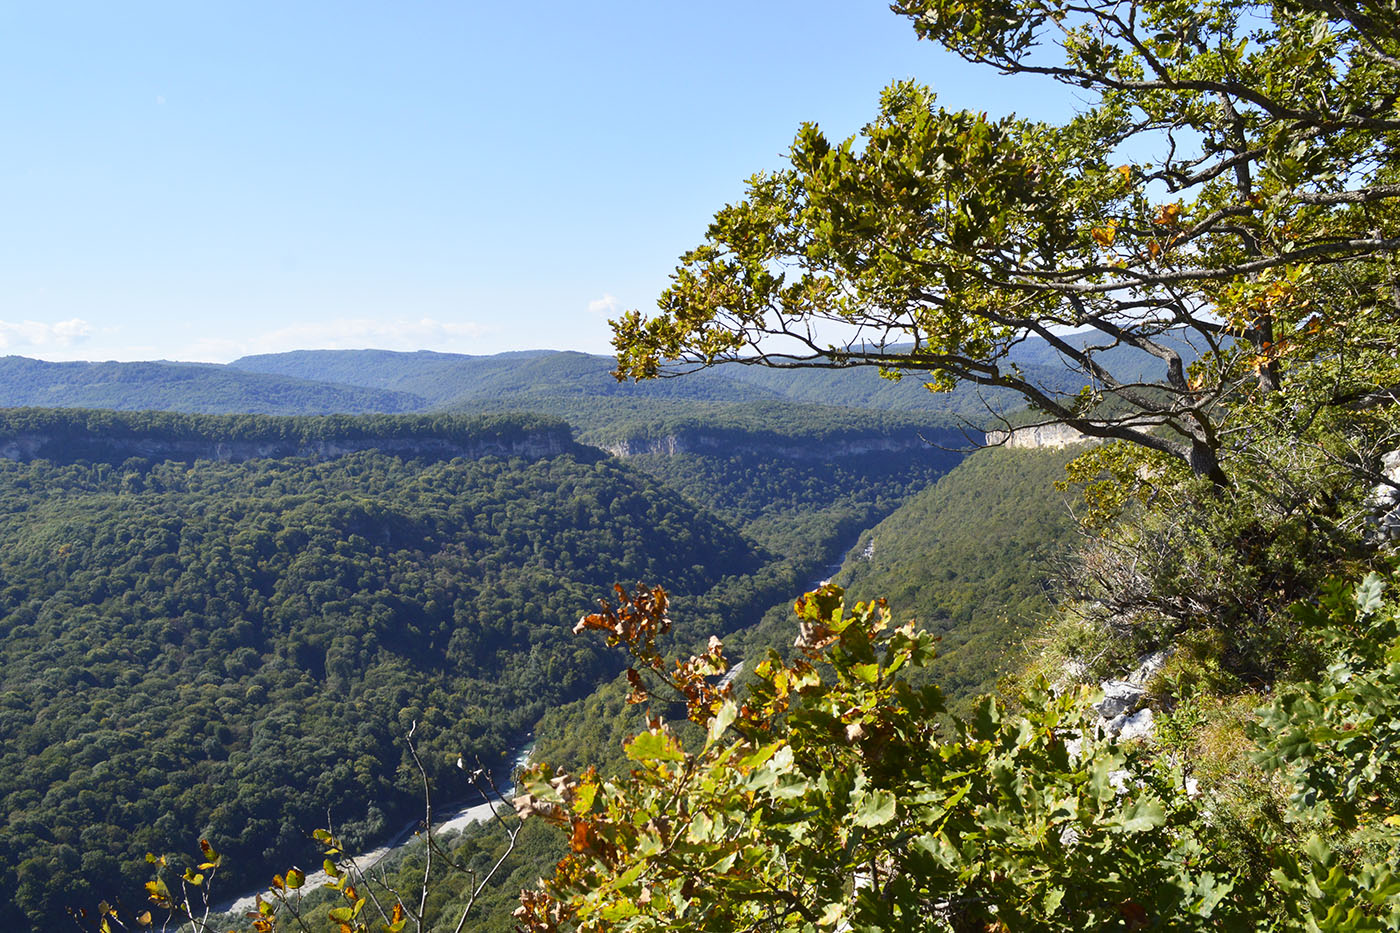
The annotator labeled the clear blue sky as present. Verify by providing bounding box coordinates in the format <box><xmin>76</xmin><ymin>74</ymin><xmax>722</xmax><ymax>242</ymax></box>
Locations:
<box><xmin>0</xmin><ymin>2</ymin><xmax>1065</xmax><ymax>363</ymax></box>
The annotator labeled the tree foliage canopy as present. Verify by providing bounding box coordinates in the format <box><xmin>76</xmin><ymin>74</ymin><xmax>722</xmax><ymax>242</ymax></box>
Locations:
<box><xmin>516</xmin><ymin>570</ymin><xmax>1400</xmax><ymax>931</ymax></box>
<box><xmin>613</xmin><ymin>0</ymin><xmax>1400</xmax><ymax>483</ymax></box>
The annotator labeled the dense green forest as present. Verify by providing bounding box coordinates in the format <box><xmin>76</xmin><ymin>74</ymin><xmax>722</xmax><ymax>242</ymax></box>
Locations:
<box><xmin>0</xmin><ymin>407</ymin><xmax>964</xmax><ymax>931</ymax></box>
<box><xmin>0</xmin><ymin>407</ymin><xmax>574</xmax><ymax>458</ymax></box>
<box><xmin>837</xmin><ymin>445</ymin><xmax>1081</xmax><ymax>701</ymax></box>
<box><xmin>594</xmin><ymin>404</ymin><xmax>964</xmax><ymax>563</ymax></box>
<box><xmin>0</xmin><ymin>437</ymin><xmax>774</xmax><ymax>928</ymax></box>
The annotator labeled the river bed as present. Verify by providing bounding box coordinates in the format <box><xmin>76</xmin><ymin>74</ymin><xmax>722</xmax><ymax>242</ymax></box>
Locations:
<box><xmin>214</xmin><ymin>741</ymin><xmax>533</xmax><ymax>917</ymax></box>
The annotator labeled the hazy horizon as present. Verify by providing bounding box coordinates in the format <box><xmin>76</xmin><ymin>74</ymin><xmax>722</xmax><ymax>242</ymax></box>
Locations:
<box><xmin>2</xmin><ymin>3</ymin><xmax>1064</xmax><ymax>365</ymax></box>
<box><xmin>0</xmin><ymin>344</ymin><xmax>587</xmax><ymax>366</ymax></box>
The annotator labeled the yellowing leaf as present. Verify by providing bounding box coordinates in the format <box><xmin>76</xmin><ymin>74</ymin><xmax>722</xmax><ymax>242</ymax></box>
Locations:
<box><xmin>144</xmin><ymin>879</ymin><xmax>171</xmax><ymax>905</ymax></box>
<box><xmin>850</xmin><ymin>662</ymin><xmax>879</xmax><ymax>684</ymax></box>
<box><xmin>570</xmin><ymin>780</ymin><xmax>599</xmax><ymax>816</ymax></box>
<box><xmin>625</xmin><ymin>729</ymin><xmax>685</xmax><ymax>763</ymax></box>
<box><xmin>708</xmin><ymin>699</ymin><xmax>738</xmax><ymax>744</ymax></box>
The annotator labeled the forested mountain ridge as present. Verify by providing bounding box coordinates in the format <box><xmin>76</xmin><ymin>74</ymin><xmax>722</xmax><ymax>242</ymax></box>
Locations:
<box><xmin>0</xmin><ymin>357</ymin><xmax>427</xmax><ymax>415</ymax></box>
<box><xmin>601</xmin><ymin>430</ymin><xmax>934</xmax><ymax>458</ymax></box>
<box><xmin>0</xmin><ymin>407</ymin><xmax>966</xmax><ymax>931</ymax></box>
<box><xmin>836</xmin><ymin>446</ymin><xmax>1081</xmax><ymax>701</ymax></box>
<box><xmin>592</xmin><ymin>405</ymin><xmax>967</xmax><ymax>460</ymax></box>
<box><xmin>0</xmin><ymin>338</ymin><xmax>1113</xmax><ymax>420</ymax></box>
<box><xmin>233</xmin><ymin>347</ymin><xmax>1056</xmax><ymax>414</ymax></box>
<box><xmin>0</xmin><ymin>408</ymin><xmax>576</xmax><ymax>465</ymax></box>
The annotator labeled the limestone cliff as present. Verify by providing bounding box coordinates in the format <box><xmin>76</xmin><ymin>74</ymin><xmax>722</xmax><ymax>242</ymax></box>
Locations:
<box><xmin>984</xmin><ymin>423</ymin><xmax>1096</xmax><ymax>449</ymax></box>
<box><xmin>601</xmin><ymin>431</ymin><xmax>943</xmax><ymax>460</ymax></box>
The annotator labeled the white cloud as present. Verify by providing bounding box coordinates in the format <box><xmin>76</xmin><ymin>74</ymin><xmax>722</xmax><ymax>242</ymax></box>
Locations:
<box><xmin>586</xmin><ymin>294</ymin><xmax>621</xmax><ymax>317</ymax></box>
<box><xmin>0</xmin><ymin>318</ymin><xmax>93</xmax><ymax>352</ymax></box>
<box><xmin>182</xmin><ymin>316</ymin><xmax>495</xmax><ymax>361</ymax></box>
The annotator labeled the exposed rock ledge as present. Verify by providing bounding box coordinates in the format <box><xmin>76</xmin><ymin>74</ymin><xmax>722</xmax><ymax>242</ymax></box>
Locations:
<box><xmin>602</xmin><ymin>432</ymin><xmax>938</xmax><ymax>460</ymax></box>
<box><xmin>984</xmin><ymin>423</ymin><xmax>1098</xmax><ymax>449</ymax></box>
<box><xmin>1367</xmin><ymin>449</ymin><xmax>1400</xmax><ymax>544</ymax></box>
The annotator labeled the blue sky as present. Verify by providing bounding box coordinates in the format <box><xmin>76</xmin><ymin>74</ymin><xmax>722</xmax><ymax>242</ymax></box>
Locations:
<box><xmin>0</xmin><ymin>2</ymin><xmax>1065</xmax><ymax>362</ymax></box>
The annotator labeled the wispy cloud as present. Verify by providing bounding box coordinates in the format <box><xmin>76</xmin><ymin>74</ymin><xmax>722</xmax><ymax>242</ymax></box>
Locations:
<box><xmin>183</xmin><ymin>316</ymin><xmax>495</xmax><ymax>361</ymax></box>
<box><xmin>0</xmin><ymin>318</ymin><xmax>93</xmax><ymax>352</ymax></box>
<box><xmin>586</xmin><ymin>294</ymin><xmax>622</xmax><ymax>317</ymax></box>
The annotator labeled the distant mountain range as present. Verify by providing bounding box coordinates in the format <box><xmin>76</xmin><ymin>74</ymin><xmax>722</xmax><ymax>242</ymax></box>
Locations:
<box><xmin>0</xmin><ymin>356</ymin><xmax>427</xmax><ymax>415</ymax></box>
<box><xmin>0</xmin><ymin>331</ymin><xmax>1205</xmax><ymax>423</ymax></box>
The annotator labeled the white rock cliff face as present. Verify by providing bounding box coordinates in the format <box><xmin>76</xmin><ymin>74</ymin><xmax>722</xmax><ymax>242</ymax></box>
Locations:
<box><xmin>601</xmin><ymin>432</ymin><xmax>934</xmax><ymax>460</ymax></box>
<box><xmin>984</xmin><ymin>423</ymin><xmax>1096</xmax><ymax>449</ymax></box>
<box><xmin>1367</xmin><ymin>450</ymin><xmax>1400</xmax><ymax>544</ymax></box>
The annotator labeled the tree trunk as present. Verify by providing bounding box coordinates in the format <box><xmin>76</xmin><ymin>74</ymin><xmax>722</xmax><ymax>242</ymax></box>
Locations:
<box><xmin>1189</xmin><ymin>438</ymin><xmax>1230</xmax><ymax>488</ymax></box>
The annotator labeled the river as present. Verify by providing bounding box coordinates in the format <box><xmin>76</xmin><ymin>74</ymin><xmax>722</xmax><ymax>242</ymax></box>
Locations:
<box><xmin>214</xmin><ymin>740</ymin><xmax>533</xmax><ymax>917</ymax></box>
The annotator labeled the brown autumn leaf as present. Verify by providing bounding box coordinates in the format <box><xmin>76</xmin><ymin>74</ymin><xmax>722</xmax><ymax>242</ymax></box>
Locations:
<box><xmin>570</xmin><ymin>819</ymin><xmax>594</xmax><ymax>853</ymax></box>
<box><xmin>625</xmin><ymin>668</ymin><xmax>648</xmax><ymax>704</ymax></box>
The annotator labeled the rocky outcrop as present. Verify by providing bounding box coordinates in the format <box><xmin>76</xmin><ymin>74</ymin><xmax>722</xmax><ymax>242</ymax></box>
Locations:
<box><xmin>984</xmin><ymin>423</ymin><xmax>1098</xmax><ymax>449</ymax></box>
<box><xmin>602</xmin><ymin>432</ymin><xmax>937</xmax><ymax>460</ymax></box>
<box><xmin>1093</xmin><ymin>650</ymin><xmax>1168</xmax><ymax>741</ymax></box>
<box><xmin>1367</xmin><ymin>450</ymin><xmax>1400</xmax><ymax>544</ymax></box>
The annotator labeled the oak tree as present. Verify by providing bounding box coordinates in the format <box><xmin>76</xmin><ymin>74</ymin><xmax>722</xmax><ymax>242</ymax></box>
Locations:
<box><xmin>613</xmin><ymin>0</ymin><xmax>1400</xmax><ymax>485</ymax></box>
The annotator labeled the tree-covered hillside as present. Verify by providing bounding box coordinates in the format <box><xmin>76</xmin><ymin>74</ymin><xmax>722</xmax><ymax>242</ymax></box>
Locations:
<box><xmin>0</xmin><ymin>341</ymin><xmax>1104</xmax><ymax>421</ymax></box>
<box><xmin>611</xmin><ymin>412</ymin><xmax>963</xmax><ymax>572</ymax></box>
<box><xmin>238</xmin><ymin>347</ymin><xmax>1079</xmax><ymax>419</ymax></box>
<box><xmin>0</xmin><ymin>407</ymin><xmax>575</xmax><ymax>463</ymax></box>
<box><xmin>232</xmin><ymin>350</ymin><xmax>778</xmax><ymax>409</ymax></box>
<box><xmin>0</xmin><ymin>429</ymin><xmax>776</xmax><ymax>929</ymax></box>
<box><xmin>837</xmin><ymin>445</ymin><xmax>1081</xmax><ymax>701</ymax></box>
<box><xmin>0</xmin><ymin>407</ymin><xmax>966</xmax><ymax>932</ymax></box>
